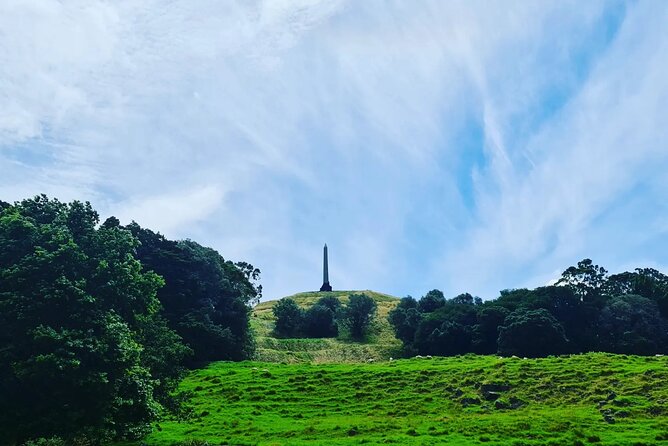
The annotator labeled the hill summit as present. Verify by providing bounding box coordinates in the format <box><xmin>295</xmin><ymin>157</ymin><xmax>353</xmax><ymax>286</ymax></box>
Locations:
<box><xmin>251</xmin><ymin>290</ymin><xmax>402</xmax><ymax>363</ymax></box>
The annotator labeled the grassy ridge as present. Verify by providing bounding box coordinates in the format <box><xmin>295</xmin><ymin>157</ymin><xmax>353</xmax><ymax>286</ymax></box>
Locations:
<box><xmin>133</xmin><ymin>353</ymin><xmax>668</xmax><ymax>445</ymax></box>
<box><xmin>251</xmin><ymin>290</ymin><xmax>402</xmax><ymax>363</ymax></box>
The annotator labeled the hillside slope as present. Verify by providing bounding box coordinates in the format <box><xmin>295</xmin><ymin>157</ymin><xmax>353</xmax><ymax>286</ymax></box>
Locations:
<box><xmin>131</xmin><ymin>353</ymin><xmax>668</xmax><ymax>445</ymax></box>
<box><xmin>251</xmin><ymin>290</ymin><xmax>402</xmax><ymax>363</ymax></box>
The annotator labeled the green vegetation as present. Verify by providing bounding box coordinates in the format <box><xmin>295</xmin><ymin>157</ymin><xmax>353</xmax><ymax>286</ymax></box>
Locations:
<box><xmin>389</xmin><ymin>260</ymin><xmax>668</xmax><ymax>358</ymax></box>
<box><xmin>4</xmin><ymin>196</ymin><xmax>668</xmax><ymax>445</ymax></box>
<box><xmin>125</xmin><ymin>353</ymin><xmax>668</xmax><ymax>445</ymax></box>
<box><xmin>252</xmin><ymin>291</ymin><xmax>402</xmax><ymax>363</ymax></box>
<box><xmin>125</xmin><ymin>222</ymin><xmax>261</xmax><ymax>364</ymax></box>
<box><xmin>272</xmin><ymin>293</ymin><xmax>376</xmax><ymax>340</ymax></box>
<box><xmin>0</xmin><ymin>196</ymin><xmax>260</xmax><ymax>444</ymax></box>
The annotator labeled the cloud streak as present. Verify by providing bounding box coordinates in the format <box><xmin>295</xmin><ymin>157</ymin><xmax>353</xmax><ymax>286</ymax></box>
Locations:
<box><xmin>1</xmin><ymin>1</ymin><xmax>667</xmax><ymax>300</ymax></box>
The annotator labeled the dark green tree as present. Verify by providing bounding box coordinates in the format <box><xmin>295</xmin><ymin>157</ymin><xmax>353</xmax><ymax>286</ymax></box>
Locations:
<box><xmin>497</xmin><ymin>308</ymin><xmax>568</xmax><ymax>357</ymax></box>
<box><xmin>530</xmin><ymin>286</ymin><xmax>602</xmax><ymax>353</ymax></box>
<box><xmin>472</xmin><ymin>306</ymin><xmax>509</xmax><ymax>354</ymax></box>
<box><xmin>0</xmin><ymin>196</ymin><xmax>164</xmax><ymax>443</ymax></box>
<box><xmin>272</xmin><ymin>298</ymin><xmax>304</xmax><ymax>337</ymax></box>
<box><xmin>124</xmin><ymin>224</ymin><xmax>259</xmax><ymax>363</ymax></box>
<box><xmin>606</xmin><ymin>269</ymin><xmax>668</xmax><ymax>318</ymax></box>
<box><xmin>302</xmin><ymin>304</ymin><xmax>338</xmax><ymax>338</ymax></box>
<box><xmin>316</xmin><ymin>295</ymin><xmax>342</xmax><ymax>313</ymax></box>
<box><xmin>557</xmin><ymin>259</ymin><xmax>608</xmax><ymax>301</ymax></box>
<box><xmin>417</xmin><ymin>289</ymin><xmax>446</xmax><ymax>313</ymax></box>
<box><xmin>414</xmin><ymin>318</ymin><xmax>472</xmax><ymax>356</ymax></box>
<box><xmin>388</xmin><ymin>296</ymin><xmax>423</xmax><ymax>348</ymax></box>
<box><xmin>597</xmin><ymin>294</ymin><xmax>668</xmax><ymax>355</ymax></box>
<box><xmin>340</xmin><ymin>293</ymin><xmax>377</xmax><ymax>340</ymax></box>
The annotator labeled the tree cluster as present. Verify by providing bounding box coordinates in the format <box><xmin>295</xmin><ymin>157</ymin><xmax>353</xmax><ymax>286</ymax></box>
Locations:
<box><xmin>0</xmin><ymin>196</ymin><xmax>261</xmax><ymax>445</ymax></box>
<box><xmin>273</xmin><ymin>293</ymin><xmax>377</xmax><ymax>340</ymax></box>
<box><xmin>389</xmin><ymin>259</ymin><xmax>668</xmax><ymax>358</ymax></box>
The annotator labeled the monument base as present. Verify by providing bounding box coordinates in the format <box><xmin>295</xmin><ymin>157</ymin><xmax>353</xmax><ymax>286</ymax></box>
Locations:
<box><xmin>319</xmin><ymin>282</ymin><xmax>332</xmax><ymax>292</ymax></box>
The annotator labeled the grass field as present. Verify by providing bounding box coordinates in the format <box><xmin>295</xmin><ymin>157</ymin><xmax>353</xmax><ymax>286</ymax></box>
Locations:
<box><xmin>128</xmin><ymin>353</ymin><xmax>668</xmax><ymax>446</ymax></box>
<box><xmin>250</xmin><ymin>290</ymin><xmax>402</xmax><ymax>363</ymax></box>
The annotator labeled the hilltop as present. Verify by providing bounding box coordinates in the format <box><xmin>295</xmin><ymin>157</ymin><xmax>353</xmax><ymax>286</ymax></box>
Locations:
<box><xmin>127</xmin><ymin>353</ymin><xmax>668</xmax><ymax>445</ymax></box>
<box><xmin>251</xmin><ymin>290</ymin><xmax>402</xmax><ymax>363</ymax></box>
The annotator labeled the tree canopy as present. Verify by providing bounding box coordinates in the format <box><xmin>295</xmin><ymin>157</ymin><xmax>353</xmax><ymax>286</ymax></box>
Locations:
<box><xmin>389</xmin><ymin>259</ymin><xmax>668</xmax><ymax>358</ymax></box>
<box><xmin>0</xmin><ymin>196</ymin><xmax>261</xmax><ymax>444</ymax></box>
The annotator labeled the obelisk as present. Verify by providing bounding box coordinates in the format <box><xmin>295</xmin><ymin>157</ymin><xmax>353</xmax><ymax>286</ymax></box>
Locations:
<box><xmin>319</xmin><ymin>244</ymin><xmax>332</xmax><ymax>292</ymax></box>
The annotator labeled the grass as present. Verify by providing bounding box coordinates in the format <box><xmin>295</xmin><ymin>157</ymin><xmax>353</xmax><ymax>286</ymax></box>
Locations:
<box><xmin>125</xmin><ymin>353</ymin><xmax>668</xmax><ymax>445</ymax></box>
<box><xmin>250</xmin><ymin>290</ymin><xmax>402</xmax><ymax>363</ymax></box>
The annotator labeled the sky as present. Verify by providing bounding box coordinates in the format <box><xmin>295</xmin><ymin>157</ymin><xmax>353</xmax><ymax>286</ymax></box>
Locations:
<box><xmin>1</xmin><ymin>0</ymin><xmax>668</xmax><ymax>301</ymax></box>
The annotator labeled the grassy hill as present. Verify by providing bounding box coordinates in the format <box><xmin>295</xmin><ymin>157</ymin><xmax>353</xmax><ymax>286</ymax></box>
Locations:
<box><xmin>250</xmin><ymin>290</ymin><xmax>402</xmax><ymax>363</ymax></box>
<box><xmin>126</xmin><ymin>353</ymin><xmax>668</xmax><ymax>445</ymax></box>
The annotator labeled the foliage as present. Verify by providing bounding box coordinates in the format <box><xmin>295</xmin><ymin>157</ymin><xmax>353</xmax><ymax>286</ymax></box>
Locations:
<box><xmin>417</xmin><ymin>289</ymin><xmax>446</xmax><ymax>313</ymax></box>
<box><xmin>272</xmin><ymin>298</ymin><xmax>304</xmax><ymax>337</ymax></box>
<box><xmin>124</xmin><ymin>223</ymin><xmax>259</xmax><ymax>363</ymax></box>
<box><xmin>556</xmin><ymin>258</ymin><xmax>608</xmax><ymax>301</ymax></box>
<box><xmin>0</xmin><ymin>196</ymin><xmax>261</xmax><ymax>443</ymax></box>
<box><xmin>0</xmin><ymin>196</ymin><xmax>162</xmax><ymax>443</ymax></box>
<box><xmin>22</xmin><ymin>438</ymin><xmax>66</xmax><ymax>446</ymax></box>
<box><xmin>388</xmin><ymin>296</ymin><xmax>422</xmax><ymax>348</ymax></box>
<box><xmin>315</xmin><ymin>295</ymin><xmax>342</xmax><ymax>312</ymax></box>
<box><xmin>606</xmin><ymin>268</ymin><xmax>668</xmax><ymax>318</ymax></box>
<box><xmin>471</xmin><ymin>306</ymin><xmax>509</xmax><ymax>354</ymax></box>
<box><xmin>302</xmin><ymin>304</ymin><xmax>338</xmax><ymax>338</ymax></box>
<box><xmin>497</xmin><ymin>308</ymin><xmax>569</xmax><ymax>357</ymax></box>
<box><xmin>390</xmin><ymin>259</ymin><xmax>668</xmax><ymax>358</ymax></box>
<box><xmin>338</xmin><ymin>293</ymin><xmax>378</xmax><ymax>340</ymax></box>
<box><xmin>598</xmin><ymin>294</ymin><xmax>668</xmax><ymax>355</ymax></box>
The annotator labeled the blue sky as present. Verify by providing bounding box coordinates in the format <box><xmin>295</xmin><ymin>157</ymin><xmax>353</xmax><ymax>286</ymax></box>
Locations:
<box><xmin>1</xmin><ymin>1</ymin><xmax>668</xmax><ymax>301</ymax></box>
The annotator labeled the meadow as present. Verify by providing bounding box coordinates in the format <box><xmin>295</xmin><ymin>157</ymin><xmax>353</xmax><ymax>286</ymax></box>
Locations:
<box><xmin>126</xmin><ymin>353</ymin><xmax>668</xmax><ymax>446</ymax></box>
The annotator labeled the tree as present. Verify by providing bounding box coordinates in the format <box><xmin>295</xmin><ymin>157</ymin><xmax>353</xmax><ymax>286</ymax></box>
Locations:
<box><xmin>415</xmin><ymin>319</ymin><xmax>472</xmax><ymax>356</ymax></box>
<box><xmin>302</xmin><ymin>304</ymin><xmax>338</xmax><ymax>338</ymax></box>
<box><xmin>417</xmin><ymin>289</ymin><xmax>446</xmax><ymax>313</ymax></box>
<box><xmin>273</xmin><ymin>298</ymin><xmax>304</xmax><ymax>337</ymax></box>
<box><xmin>530</xmin><ymin>286</ymin><xmax>601</xmax><ymax>353</ymax></box>
<box><xmin>125</xmin><ymin>223</ymin><xmax>259</xmax><ymax>362</ymax></box>
<box><xmin>497</xmin><ymin>308</ymin><xmax>568</xmax><ymax>357</ymax></box>
<box><xmin>388</xmin><ymin>296</ymin><xmax>423</xmax><ymax>348</ymax></box>
<box><xmin>316</xmin><ymin>295</ymin><xmax>342</xmax><ymax>313</ymax></box>
<box><xmin>472</xmin><ymin>306</ymin><xmax>509</xmax><ymax>354</ymax></box>
<box><xmin>0</xmin><ymin>196</ymin><xmax>165</xmax><ymax>443</ymax></box>
<box><xmin>340</xmin><ymin>294</ymin><xmax>377</xmax><ymax>340</ymax></box>
<box><xmin>606</xmin><ymin>269</ymin><xmax>668</xmax><ymax>319</ymax></box>
<box><xmin>597</xmin><ymin>294</ymin><xmax>668</xmax><ymax>355</ymax></box>
<box><xmin>557</xmin><ymin>259</ymin><xmax>608</xmax><ymax>301</ymax></box>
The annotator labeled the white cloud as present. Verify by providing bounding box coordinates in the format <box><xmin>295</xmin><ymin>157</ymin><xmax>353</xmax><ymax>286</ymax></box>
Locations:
<box><xmin>111</xmin><ymin>185</ymin><xmax>226</xmax><ymax>237</ymax></box>
<box><xmin>442</xmin><ymin>1</ymin><xmax>668</xmax><ymax>298</ymax></box>
<box><xmin>2</xmin><ymin>1</ymin><xmax>666</xmax><ymax>301</ymax></box>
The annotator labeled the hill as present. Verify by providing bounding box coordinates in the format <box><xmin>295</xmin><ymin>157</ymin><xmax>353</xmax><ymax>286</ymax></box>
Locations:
<box><xmin>126</xmin><ymin>353</ymin><xmax>668</xmax><ymax>445</ymax></box>
<box><xmin>251</xmin><ymin>290</ymin><xmax>402</xmax><ymax>363</ymax></box>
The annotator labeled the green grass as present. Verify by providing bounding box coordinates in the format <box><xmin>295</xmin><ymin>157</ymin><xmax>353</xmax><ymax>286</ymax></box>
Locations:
<box><xmin>251</xmin><ymin>290</ymin><xmax>402</xmax><ymax>363</ymax></box>
<box><xmin>127</xmin><ymin>353</ymin><xmax>668</xmax><ymax>445</ymax></box>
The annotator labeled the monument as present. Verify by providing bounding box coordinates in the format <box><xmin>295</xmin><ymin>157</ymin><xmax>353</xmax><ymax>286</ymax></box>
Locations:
<box><xmin>319</xmin><ymin>243</ymin><xmax>332</xmax><ymax>292</ymax></box>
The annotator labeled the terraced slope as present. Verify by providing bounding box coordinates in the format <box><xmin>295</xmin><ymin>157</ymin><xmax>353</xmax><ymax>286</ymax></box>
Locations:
<box><xmin>251</xmin><ymin>290</ymin><xmax>402</xmax><ymax>363</ymax></box>
<box><xmin>132</xmin><ymin>353</ymin><xmax>668</xmax><ymax>445</ymax></box>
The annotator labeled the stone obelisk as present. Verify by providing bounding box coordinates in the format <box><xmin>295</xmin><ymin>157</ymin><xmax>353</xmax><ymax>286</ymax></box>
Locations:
<box><xmin>319</xmin><ymin>243</ymin><xmax>332</xmax><ymax>292</ymax></box>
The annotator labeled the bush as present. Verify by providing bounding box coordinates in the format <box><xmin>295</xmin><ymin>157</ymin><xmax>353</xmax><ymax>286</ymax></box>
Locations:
<box><xmin>22</xmin><ymin>438</ymin><xmax>66</xmax><ymax>446</ymax></box>
<box><xmin>302</xmin><ymin>304</ymin><xmax>338</xmax><ymax>338</ymax></box>
<box><xmin>497</xmin><ymin>308</ymin><xmax>568</xmax><ymax>357</ymax></box>
<box><xmin>273</xmin><ymin>298</ymin><xmax>304</xmax><ymax>337</ymax></box>
<box><xmin>339</xmin><ymin>294</ymin><xmax>377</xmax><ymax>340</ymax></box>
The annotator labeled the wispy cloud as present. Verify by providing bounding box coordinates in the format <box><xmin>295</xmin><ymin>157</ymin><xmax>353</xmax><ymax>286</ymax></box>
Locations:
<box><xmin>1</xmin><ymin>1</ymin><xmax>666</xmax><ymax>300</ymax></box>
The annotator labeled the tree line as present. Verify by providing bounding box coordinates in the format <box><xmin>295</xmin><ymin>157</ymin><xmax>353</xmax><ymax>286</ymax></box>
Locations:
<box><xmin>389</xmin><ymin>259</ymin><xmax>668</xmax><ymax>357</ymax></box>
<box><xmin>0</xmin><ymin>196</ymin><xmax>261</xmax><ymax>445</ymax></box>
